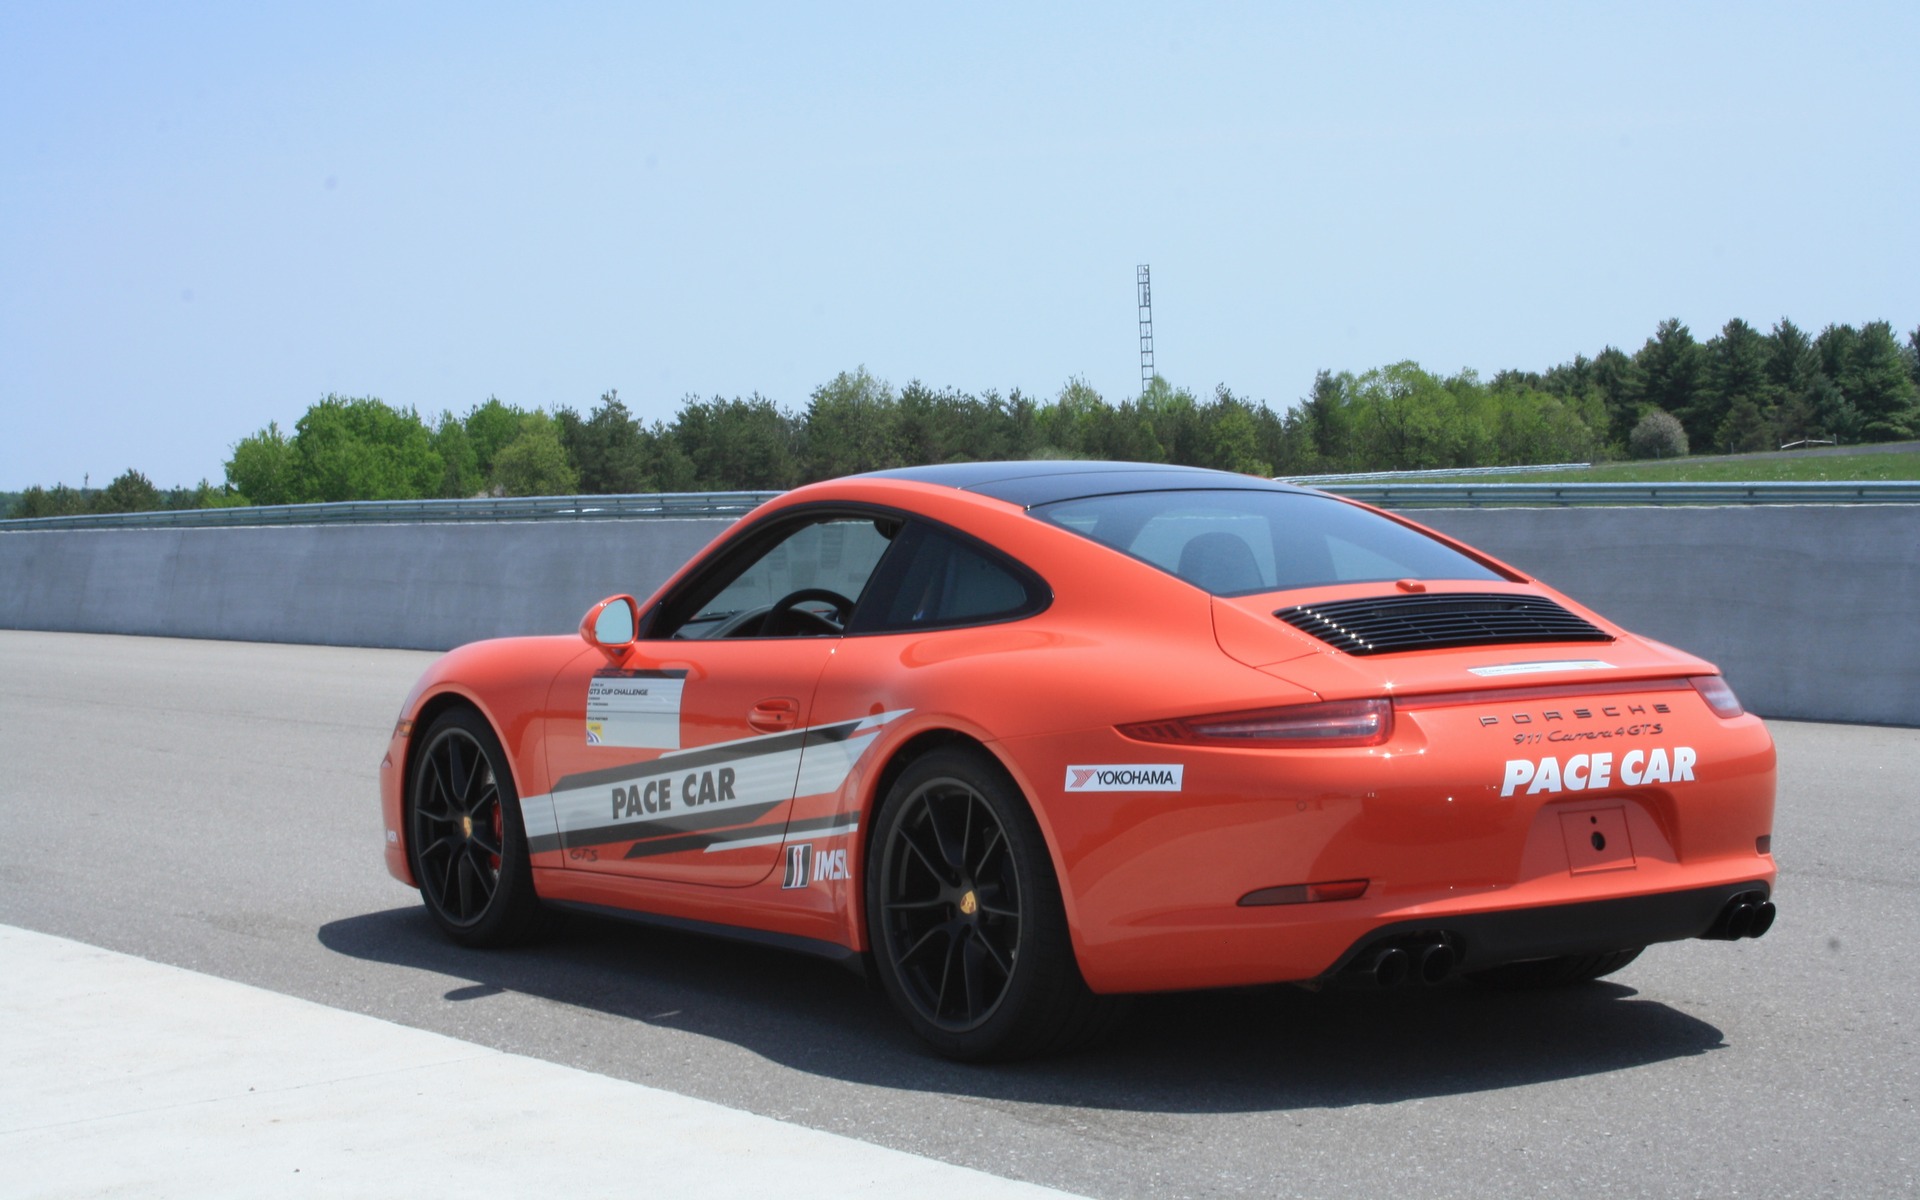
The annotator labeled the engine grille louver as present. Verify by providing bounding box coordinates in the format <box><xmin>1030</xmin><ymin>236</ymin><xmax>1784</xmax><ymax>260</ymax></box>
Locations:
<box><xmin>1276</xmin><ymin>593</ymin><xmax>1612</xmax><ymax>656</ymax></box>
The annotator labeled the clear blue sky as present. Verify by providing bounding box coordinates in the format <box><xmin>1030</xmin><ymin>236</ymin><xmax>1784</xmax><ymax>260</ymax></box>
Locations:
<box><xmin>3</xmin><ymin>1</ymin><xmax>1915</xmax><ymax>490</ymax></box>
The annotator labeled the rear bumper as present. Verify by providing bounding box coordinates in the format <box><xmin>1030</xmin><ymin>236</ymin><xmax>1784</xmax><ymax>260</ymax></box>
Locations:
<box><xmin>1319</xmin><ymin>879</ymin><xmax>1771</xmax><ymax>979</ymax></box>
<box><xmin>1071</xmin><ymin>852</ymin><xmax>1775</xmax><ymax>993</ymax></box>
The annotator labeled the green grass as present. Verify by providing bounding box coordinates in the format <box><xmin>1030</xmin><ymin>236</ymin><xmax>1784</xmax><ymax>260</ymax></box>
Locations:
<box><xmin>1416</xmin><ymin>452</ymin><xmax>1920</xmax><ymax>484</ymax></box>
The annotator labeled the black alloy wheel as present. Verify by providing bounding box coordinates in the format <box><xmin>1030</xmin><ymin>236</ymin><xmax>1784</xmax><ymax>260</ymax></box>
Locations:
<box><xmin>407</xmin><ymin>707</ymin><xmax>545</xmax><ymax>947</ymax></box>
<box><xmin>867</xmin><ymin>747</ymin><xmax>1125</xmax><ymax>1060</ymax></box>
<box><xmin>878</xmin><ymin>769</ymin><xmax>1023</xmax><ymax>1029</ymax></box>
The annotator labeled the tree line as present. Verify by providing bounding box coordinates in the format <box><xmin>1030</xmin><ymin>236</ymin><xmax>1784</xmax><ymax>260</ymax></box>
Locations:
<box><xmin>10</xmin><ymin>315</ymin><xmax>1918</xmax><ymax>517</ymax></box>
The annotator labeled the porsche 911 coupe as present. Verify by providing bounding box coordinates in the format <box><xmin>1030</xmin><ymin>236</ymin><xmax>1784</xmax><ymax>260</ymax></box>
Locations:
<box><xmin>379</xmin><ymin>461</ymin><xmax>1776</xmax><ymax>1059</ymax></box>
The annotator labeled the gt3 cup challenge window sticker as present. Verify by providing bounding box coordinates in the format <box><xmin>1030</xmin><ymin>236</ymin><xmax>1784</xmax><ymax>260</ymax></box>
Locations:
<box><xmin>586</xmin><ymin>669</ymin><xmax>687</xmax><ymax>749</ymax></box>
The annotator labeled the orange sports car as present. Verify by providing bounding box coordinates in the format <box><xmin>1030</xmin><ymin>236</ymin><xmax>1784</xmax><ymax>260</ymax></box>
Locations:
<box><xmin>380</xmin><ymin>462</ymin><xmax>1776</xmax><ymax>1059</ymax></box>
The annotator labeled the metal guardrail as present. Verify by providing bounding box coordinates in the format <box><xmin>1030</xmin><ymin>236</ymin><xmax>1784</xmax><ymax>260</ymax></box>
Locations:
<box><xmin>0</xmin><ymin>491</ymin><xmax>782</xmax><ymax>531</ymax></box>
<box><xmin>1317</xmin><ymin>481</ymin><xmax>1920</xmax><ymax>508</ymax></box>
<box><xmin>1285</xmin><ymin>462</ymin><xmax>1590</xmax><ymax>484</ymax></box>
<box><xmin>5</xmin><ymin>480</ymin><xmax>1919</xmax><ymax>531</ymax></box>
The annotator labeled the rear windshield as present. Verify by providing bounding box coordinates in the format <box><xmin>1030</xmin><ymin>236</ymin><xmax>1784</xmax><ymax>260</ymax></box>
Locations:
<box><xmin>1031</xmin><ymin>489</ymin><xmax>1506</xmax><ymax>595</ymax></box>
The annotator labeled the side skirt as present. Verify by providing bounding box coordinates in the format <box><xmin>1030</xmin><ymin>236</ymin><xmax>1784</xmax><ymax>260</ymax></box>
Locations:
<box><xmin>546</xmin><ymin>899</ymin><xmax>868</xmax><ymax>976</ymax></box>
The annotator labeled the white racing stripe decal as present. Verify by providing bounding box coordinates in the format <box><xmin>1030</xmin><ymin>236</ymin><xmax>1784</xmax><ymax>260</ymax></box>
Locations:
<box><xmin>534</xmin><ymin>710</ymin><xmax>908</xmax><ymax>853</ymax></box>
<box><xmin>793</xmin><ymin>731</ymin><xmax>881</xmax><ymax>797</ymax></box>
<box><xmin>712</xmin><ymin>814</ymin><xmax>860</xmax><ymax>854</ymax></box>
<box><xmin>520</xmin><ymin>793</ymin><xmax>560</xmax><ymax>842</ymax></box>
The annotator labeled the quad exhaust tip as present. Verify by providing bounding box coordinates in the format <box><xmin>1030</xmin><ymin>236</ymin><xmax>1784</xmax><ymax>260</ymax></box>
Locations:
<box><xmin>1348</xmin><ymin>890</ymin><xmax>1774</xmax><ymax>989</ymax></box>
<box><xmin>1706</xmin><ymin>891</ymin><xmax>1776</xmax><ymax>941</ymax></box>
<box><xmin>1357</xmin><ymin>936</ymin><xmax>1457</xmax><ymax>988</ymax></box>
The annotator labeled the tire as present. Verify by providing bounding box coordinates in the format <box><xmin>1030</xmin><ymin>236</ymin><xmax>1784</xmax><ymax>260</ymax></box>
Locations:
<box><xmin>865</xmin><ymin>746</ymin><xmax>1126</xmax><ymax>1061</ymax></box>
<box><xmin>407</xmin><ymin>707</ymin><xmax>547</xmax><ymax>948</ymax></box>
<box><xmin>1466</xmin><ymin>947</ymin><xmax>1643</xmax><ymax>989</ymax></box>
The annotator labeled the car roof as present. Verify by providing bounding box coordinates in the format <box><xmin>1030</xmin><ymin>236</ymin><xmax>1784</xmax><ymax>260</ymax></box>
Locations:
<box><xmin>856</xmin><ymin>460</ymin><xmax>1315</xmax><ymax>508</ymax></box>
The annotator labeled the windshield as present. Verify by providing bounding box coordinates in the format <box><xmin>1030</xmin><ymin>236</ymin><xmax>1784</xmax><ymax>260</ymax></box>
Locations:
<box><xmin>1031</xmin><ymin>489</ymin><xmax>1507</xmax><ymax>595</ymax></box>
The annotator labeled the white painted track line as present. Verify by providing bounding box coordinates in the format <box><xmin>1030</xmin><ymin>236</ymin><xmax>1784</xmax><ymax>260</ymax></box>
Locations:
<box><xmin>0</xmin><ymin>925</ymin><xmax>1081</xmax><ymax>1199</ymax></box>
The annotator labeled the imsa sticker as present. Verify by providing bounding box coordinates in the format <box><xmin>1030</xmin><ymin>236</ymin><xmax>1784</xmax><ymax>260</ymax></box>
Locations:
<box><xmin>782</xmin><ymin>843</ymin><xmax>851</xmax><ymax>888</ymax></box>
<box><xmin>1064</xmin><ymin>764</ymin><xmax>1185</xmax><ymax>792</ymax></box>
<box><xmin>586</xmin><ymin>669</ymin><xmax>687</xmax><ymax>749</ymax></box>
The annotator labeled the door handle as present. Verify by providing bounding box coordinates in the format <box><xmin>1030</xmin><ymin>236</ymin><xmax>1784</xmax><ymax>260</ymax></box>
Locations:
<box><xmin>748</xmin><ymin>697</ymin><xmax>800</xmax><ymax>733</ymax></box>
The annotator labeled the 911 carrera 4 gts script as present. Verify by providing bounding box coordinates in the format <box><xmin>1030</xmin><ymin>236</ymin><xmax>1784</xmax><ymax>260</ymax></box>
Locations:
<box><xmin>586</xmin><ymin>669</ymin><xmax>686</xmax><ymax>749</ymax></box>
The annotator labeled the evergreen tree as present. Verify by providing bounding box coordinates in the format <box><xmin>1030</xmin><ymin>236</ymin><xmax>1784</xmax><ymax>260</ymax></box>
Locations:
<box><xmin>1636</xmin><ymin>319</ymin><xmax>1705</xmax><ymax>446</ymax></box>
<box><xmin>1844</xmin><ymin>321</ymin><xmax>1920</xmax><ymax>440</ymax></box>
<box><xmin>95</xmin><ymin>469</ymin><xmax>163</xmax><ymax>513</ymax></box>
<box><xmin>802</xmin><ymin>368</ymin><xmax>903</xmax><ymax>478</ymax></box>
<box><xmin>558</xmin><ymin>391</ymin><xmax>654</xmax><ymax>493</ymax></box>
<box><xmin>1814</xmin><ymin>323</ymin><xmax>1860</xmax><ymax>384</ymax></box>
<box><xmin>1702</xmin><ymin>318</ymin><xmax>1775</xmax><ymax>452</ymax></box>
<box><xmin>14</xmin><ymin>484</ymin><xmax>86</xmax><ymax>518</ymax></box>
<box><xmin>1541</xmin><ymin>353</ymin><xmax>1595</xmax><ymax>400</ymax></box>
<box><xmin>1194</xmin><ymin>385</ymin><xmax>1272</xmax><ymax>476</ymax></box>
<box><xmin>1587</xmin><ymin>346</ymin><xmax>1644</xmax><ymax>447</ymax></box>
<box><xmin>1766</xmin><ymin>318</ymin><xmax>1814</xmax><ymax>394</ymax></box>
<box><xmin>1297</xmin><ymin>370</ymin><xmax>1354</xmax><ymax>470</ymax></box>
<box><xmin>673</xmin><ymin>393</ymin><xmax>799</xmax><ymax>490</ymax></box>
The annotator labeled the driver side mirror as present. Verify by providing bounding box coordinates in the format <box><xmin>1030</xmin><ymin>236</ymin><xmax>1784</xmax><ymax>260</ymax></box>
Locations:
<box><xmin>580</xmin><ymin>594</ymin><xmax>639</xmax><ymax>659</ymax></box>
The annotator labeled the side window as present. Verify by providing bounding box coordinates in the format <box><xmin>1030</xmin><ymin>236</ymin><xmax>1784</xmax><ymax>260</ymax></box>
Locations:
<box><xmin>657</xmin><ymin>514</ymin><xmax>899</xmax><ymax>639</ymax></box>
<box><xmin>862</xmin><ymin>523</ymin><xmax>1047</xmax><ymax>632</ymax></box>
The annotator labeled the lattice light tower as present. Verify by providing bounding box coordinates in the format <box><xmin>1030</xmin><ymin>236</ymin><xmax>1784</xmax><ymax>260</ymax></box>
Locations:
<box><xmin>1137</xmin><ymin>264</ymin><xmax>1155</xmax><ymax>395</ymax></box>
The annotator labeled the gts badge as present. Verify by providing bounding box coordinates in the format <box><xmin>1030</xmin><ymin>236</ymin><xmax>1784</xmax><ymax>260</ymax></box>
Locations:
<box><xmin>782</xmin><ymin>844</ymin><xmax>850</xmax><ymax>889</ymax></box>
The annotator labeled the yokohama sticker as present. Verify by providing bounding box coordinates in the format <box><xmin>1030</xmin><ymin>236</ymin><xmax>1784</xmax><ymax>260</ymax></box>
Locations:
<box><xmin>1065</xmin><ymin>764</ymin><xmax>1184</xmax><ymax>792</ymax></box>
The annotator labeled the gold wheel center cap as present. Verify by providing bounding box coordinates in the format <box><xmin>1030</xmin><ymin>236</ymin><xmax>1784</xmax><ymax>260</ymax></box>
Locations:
<box><xmin>959</xmin><ymin>891</ymin><xmax>978</xmax><ymax>916</ymax></box>
<box><xmin>461</xmin><ymin>815</ymin><xmax>474</xmax><ymax>839</ymax></box>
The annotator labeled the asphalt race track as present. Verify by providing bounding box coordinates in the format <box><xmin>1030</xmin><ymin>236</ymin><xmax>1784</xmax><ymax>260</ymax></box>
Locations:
<box><xmin>2</xmin><ymin>630</ymin><xmax>1915</xmax><ymax>1197</ymax></box>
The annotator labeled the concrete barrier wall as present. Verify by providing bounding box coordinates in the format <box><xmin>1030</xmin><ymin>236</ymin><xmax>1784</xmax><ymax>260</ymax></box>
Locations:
<box><xmin>0</xmin><ymin>520</ymin><xmax>732</xmax><ymax>652</ymax></box>
<box><xmin>1413</xmin><ymin>507</ymin><xmax>1919</xmax><ymax>727</ymax></box>
<box><xmin>3</xmin><ymin>506</ymin><xmax>1915</xmax><ymax>726</ymax></box>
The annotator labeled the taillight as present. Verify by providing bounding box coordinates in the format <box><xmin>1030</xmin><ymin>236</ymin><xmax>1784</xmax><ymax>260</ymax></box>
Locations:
<box><xmin>1119</xmin><ymin>698</ymin><xmax>1393</xmax><ymax>748</ymax></box>
<box><xmin>1689</xmin><ymin>675</ymin><xmax>1744</xmax><ymax>718</ymax></box>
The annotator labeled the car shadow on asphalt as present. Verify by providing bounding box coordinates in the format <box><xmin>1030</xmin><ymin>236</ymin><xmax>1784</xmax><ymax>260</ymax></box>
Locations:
<box><xmin>318</xmin><ymin>905</ymin><xmax>1728</xmax><ymax>1114</ymax></box>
